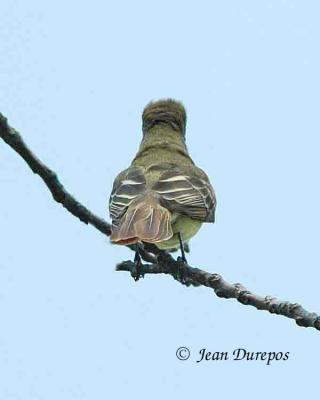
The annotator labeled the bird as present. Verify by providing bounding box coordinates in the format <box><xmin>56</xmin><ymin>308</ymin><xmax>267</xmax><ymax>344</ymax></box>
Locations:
<box><xmin>109</xmin><ymin>99</ymin><xmax>216</xmax><ymax>279</ymax></box>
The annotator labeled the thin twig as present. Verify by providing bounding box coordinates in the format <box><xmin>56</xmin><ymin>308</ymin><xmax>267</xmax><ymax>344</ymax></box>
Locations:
<box><xmin>1</xmin><ymin>112</ymin><xmax>319</xmax><ymax>331</ymax></box>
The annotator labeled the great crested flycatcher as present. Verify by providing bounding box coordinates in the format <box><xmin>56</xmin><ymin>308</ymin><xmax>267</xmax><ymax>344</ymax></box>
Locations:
<box><xmin>109</xmin><ymin>99</ymin><xmax>216</xmax><ymax>260</ymax></box>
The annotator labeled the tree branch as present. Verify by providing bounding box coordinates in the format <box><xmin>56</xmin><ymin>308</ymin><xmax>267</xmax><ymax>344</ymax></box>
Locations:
<box><xmin>1</xmin><ymin>113</ymin><xmax>319</xmax><ymax>331</ymax></box>
<box><xmin>0</xmin><ymin>114</ymin><xmax>111</xmax><ymax>236</ymax></box>
<box><xmin>117</xmin><ymin>258</ymin><xmax>320</xmax><ymax>330</ymax></box>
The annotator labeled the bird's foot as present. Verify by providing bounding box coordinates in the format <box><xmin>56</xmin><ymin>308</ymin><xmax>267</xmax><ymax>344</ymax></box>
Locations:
<box><xmin>173</xmin><ymin>255</ymin><xmax>188</xmax><ymax>284</ymax></box>
<box><xmin>131</xmin><ymin>248</ymin><xmax>144</xmax><ymax>281</ymax></box>
<box><xmin>177</xmin><ymin>254</ymin><xmax>188</xmax><ymax>264</ymax></box>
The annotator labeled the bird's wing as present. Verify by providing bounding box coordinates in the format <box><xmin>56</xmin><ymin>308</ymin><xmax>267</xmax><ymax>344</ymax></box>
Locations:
<box><xmin>152</xmin><ymin>166</ymin><xmax>216</xmax><ymax>222</ymax></box>
<box><xmin>109</xmin><ymin>166</ymin><xmax>146</xmax><ymax>224</ymax></box>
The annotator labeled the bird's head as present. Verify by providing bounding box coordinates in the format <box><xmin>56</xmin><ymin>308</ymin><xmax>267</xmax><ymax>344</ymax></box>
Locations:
<box><xmin>142</xmin><ymin>99</ymin><xmax>187</xmax><ymax>138</ymax></box>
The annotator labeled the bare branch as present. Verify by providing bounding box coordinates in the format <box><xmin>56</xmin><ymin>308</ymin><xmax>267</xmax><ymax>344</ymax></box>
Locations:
<box><xmin>1</xmin><ymin>112</ymin><xmax>319</xmax><ymax>331</ymax></box>
<box><xmin>117</xmin><ymin>257</ymin><xmax>320</xmax><ymax>330</ymax></box>
<box><xmin>0</xmin><ymin>113</ymin><xmax>111</xmax><ymax>236</ymax></box>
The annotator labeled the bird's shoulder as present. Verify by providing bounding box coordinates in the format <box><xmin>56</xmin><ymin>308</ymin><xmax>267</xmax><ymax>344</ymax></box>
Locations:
<box><xmin>111</xmin><ymin>166</ymin><xmax>146</xmax><ymax>192</ymax></box>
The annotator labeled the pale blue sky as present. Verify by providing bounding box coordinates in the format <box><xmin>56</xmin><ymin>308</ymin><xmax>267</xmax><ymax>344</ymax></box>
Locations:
<box><xmin>1</xmin><ymin>1</ymin><xmax>319</xmax><ymax>399</ymax></box>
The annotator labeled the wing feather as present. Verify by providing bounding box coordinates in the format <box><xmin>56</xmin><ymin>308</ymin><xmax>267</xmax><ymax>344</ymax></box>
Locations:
<box><xmin>152</xmin><ymin>167</ymin><xmax>216</xmax><ymax>222</ymax></box>
<box><xmin>109</xmin><ymin>167</ymin><xmax>146</xmax><ymax>224</ymax></box>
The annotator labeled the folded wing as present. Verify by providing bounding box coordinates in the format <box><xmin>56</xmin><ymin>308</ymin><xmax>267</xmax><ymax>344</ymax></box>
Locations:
<box><xmin>152</xmin><ymin>166</ymin><xmax>216</xmax><ymax>222</ymax></box>
<box><xmin>109</xmin><ymin>166</ymin><xmax>146</xmax><ymax>224</ymax></box>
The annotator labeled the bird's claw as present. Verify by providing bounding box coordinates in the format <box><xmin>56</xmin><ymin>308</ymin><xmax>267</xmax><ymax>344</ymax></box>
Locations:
<box><xmin>131</xmin><ymin>258</ymin><xmax>144</xmax><ymax>281</ymax></box>
<box><xmin>173</xmin><ymin>256</ymin><xmax>188</xmax><ymax>284</ymax></box>
<box><xmin>177</xmin><ymin>255</ymin><xmax>188</xmax><ymax>264</ymax></box>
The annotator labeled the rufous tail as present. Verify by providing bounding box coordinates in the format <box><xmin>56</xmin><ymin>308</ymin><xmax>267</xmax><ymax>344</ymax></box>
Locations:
<box><xmin>110</xmin><ymin>193</ymin><xmax>173</xmax><ymax>245</ymax></box>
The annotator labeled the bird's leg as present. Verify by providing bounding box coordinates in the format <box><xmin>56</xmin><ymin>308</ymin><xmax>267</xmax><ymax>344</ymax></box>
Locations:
<box><xmin>131</xmin><ymin>243</ymin><xmax>144</xmax><ymax>281</ymax></box>
<box><xmin>177</xmin><ymin>232</ymin><xmax>188</xmax><ymax>263</ymax></box>
<box><xmin>174</xmin><ymin>232</ymin><xmax>188</xmax><ymax>283</ymax></box>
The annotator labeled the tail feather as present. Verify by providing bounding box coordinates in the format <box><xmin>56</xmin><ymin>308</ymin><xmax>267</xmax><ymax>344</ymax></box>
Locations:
<box><xmin>110</xmin><ymin>194</ymin><xmax>173</xmax><ymax>245</ymax></box>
